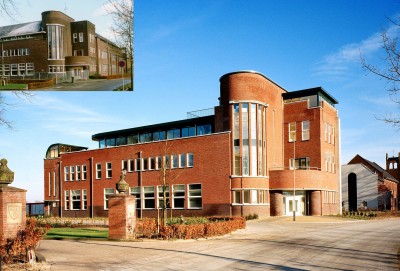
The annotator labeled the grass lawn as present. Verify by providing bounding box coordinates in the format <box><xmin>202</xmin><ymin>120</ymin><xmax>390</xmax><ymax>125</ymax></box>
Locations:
<box><xmin>0</xmin><ymin>84</ymin><xmax>27</xmax><ymax>90</ymax></box>
<box><xmin>46</xmin><ymin>227</ymin><xmax>109</xmax><ymax>240</ymax></box>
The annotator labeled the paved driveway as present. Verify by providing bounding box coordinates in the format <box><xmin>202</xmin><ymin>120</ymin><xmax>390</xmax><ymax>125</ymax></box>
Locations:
<box><xmin>36</xmin><ymin>217</ymin><xmax>400</xmax><ymax>271</ymax></box>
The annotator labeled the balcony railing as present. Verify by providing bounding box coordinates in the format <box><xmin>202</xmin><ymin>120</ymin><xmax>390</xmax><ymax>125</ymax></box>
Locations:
<box><xmin>187</xmin><ymin>108</ymin><xmax>214</xmax><ymax>119</ymax></box>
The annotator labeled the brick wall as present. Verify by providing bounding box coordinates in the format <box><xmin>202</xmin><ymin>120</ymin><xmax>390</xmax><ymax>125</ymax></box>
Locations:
<box><xmin>0</xmin><ymin>186</ymin><xmax>27</xmax><ymax>239</ymax></box>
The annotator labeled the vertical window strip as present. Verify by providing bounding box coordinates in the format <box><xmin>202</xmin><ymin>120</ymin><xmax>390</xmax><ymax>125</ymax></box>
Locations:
<box><xmin>48</xmin><ymin>172</ymin><xmax>51</xmax><ymax>197</ymax></box>
<box><xmin>242</xmin><ymin>104</ymin><xmax>249</xmax><ymax>176</ymax></box>
<box><xmin>233</xmin><ymin>104</ymin><xmax>240</xmax><ymax>175</ymax></box>
<box><xmin>250</xmin><ymin>104</ymin><xmax>257</xmax><ymax>176</ymax></box>
<box><xmin>53</xmin><ymin>172</ymin><xmax>56</xmax><ymax>197</ymax></box>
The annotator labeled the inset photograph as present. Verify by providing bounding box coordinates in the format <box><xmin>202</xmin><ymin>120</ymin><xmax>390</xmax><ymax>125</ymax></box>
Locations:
<box><xmin>0</xmin><ymin>0</ymin><xmax>133</xmax><ymax>91</ymax></box>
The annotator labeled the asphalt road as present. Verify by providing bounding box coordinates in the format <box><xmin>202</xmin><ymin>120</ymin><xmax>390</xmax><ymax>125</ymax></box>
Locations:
<box><xmin>36</xmin><ymin>217</ymin><xmax>400</xmax><ymax>271</ymax></box>
<box><xmin>39</xmin><ymin>78</ymin><xmax>132</xmax><ymax>91</ymax></box>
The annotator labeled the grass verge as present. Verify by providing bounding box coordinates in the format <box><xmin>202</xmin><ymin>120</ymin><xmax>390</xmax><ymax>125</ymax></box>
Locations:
<box><xmin>45</xmin><ymin>227</ymin><xmax>108</xmax><ymax>240</ymax></box>
<box><xmin>0</xmin><ymin>84</ymin><xmax>27</xmax><ymax>90</ymax></box>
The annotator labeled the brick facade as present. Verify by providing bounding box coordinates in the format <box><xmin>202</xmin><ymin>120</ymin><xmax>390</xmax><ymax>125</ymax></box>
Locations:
<box><xmin>0</xmin><ymin>10</ymin><xmax>127</xmax><ymax>79</ymax></box>
<box><xmin>44</xmin><ymin>71</ymin><xmax>341</xmax><ymax>218</ymax></box>
<box><xmin>0</xmin><ymin>186</ymin><xmax>27</xmax><ymax>239</ymax></box>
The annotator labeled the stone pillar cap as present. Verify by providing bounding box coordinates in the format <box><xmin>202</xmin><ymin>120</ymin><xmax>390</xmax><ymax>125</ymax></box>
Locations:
<box><xmin>0</xmin><ymin>158</ymin><xmax>14</xmax><ymax>187</ymax></box>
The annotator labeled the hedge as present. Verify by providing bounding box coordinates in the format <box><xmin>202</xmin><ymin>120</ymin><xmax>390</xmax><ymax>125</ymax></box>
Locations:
<box><xmin>136</xmin><ymin>217</ymin><xmax>246</xmax><ymax>240</ymax></box>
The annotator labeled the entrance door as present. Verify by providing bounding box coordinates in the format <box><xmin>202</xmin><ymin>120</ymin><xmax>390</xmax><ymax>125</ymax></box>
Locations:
<box><xmin>74</xmin><ymin>68</ymin><xmax>82</xmax><ymax>79</ymax></box>
<box><xmin>285</xmin><ymin>196</ymin><xmax>302</xmax><ymax>216</ymax></box>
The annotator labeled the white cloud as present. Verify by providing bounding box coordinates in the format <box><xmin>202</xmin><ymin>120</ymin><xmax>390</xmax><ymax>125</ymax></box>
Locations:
<box><xmin>312</xmin><ymin>22</ymin><xmax>399</xmax><ymax>80</ymax></box>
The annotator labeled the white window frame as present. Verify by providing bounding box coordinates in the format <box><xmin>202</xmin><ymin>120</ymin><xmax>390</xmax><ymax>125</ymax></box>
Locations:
<box><xmin>143</xmin><ymin>186</ymin><xmax>155</xmax><ymax>209</ymax></box>
<box><xmin>82</xmin><ymin>189</ymin><xmax>87</xmax><ymax>210</ymax></box>
<box><xmin>82</xmin><ymin>165</ymin><xmax>87</xmax><ymax>180</ymax></box>
<box><xmin>172</xmin><ymin>184</ymin><xmax>185</xmax><ymax>209</ymax></box>
<box><xmin>71</xmin><ymin>190</ymin><xmax>81</xmax><ymax>210</ymax></box>
<box><xmin>64</xmin><ymin>190</ymin><xmax>69</xmax><ymax>210</ymax></box>
<box><xmin>302</xmin><ymin>120</ymin><xmax>310</xmax><ymax>141</ymax></box>
<box><xmin>64</xmin><ymin>166</ymin><xmax>69</xmax><ymax>181</ymax></box>
<box><xmin>96</xmin><ymin>163</ymin><xmax>102</xmax><ymax>179</ymax></box>
<box><xmin>76</xmin><ymin>165</ymin><xmax>81</xmax><ymax>181</ymax></box>
<box><xmin>130</xmin><ymin>187</ymin><xmax>141</xmax><ymax>209</ymax></box>
<box><xmin>73</xmin><ymin>33</ymin><xmax>78</xmax><ymax>43</ymax></box>
<box><xmin>171</xmin><ymin>155</ymin><xmax>179</xmax><ymax>169</ymax></box>
<box><xmin>157</xmin><ymin>185</ymin><xmax>170</xmax><ymax>209</ymax></box>
<box><xmin>149</xmin><ymin>157</ymin><xmax>155</xmax><ymax>170</ymax></box>
<box><xmin>104</xmin><ymin>188</ymin><xmax>114</xmax><ymax>210</ymax></box>
<box><xmin>79</xmin><ymin>32</ymin><xmax>84</xmax><ymax>42</ymax></box>
<box><xmin>106</xmin><ymin>162</ymin><xmax>112</xmax><ymax>178</ymax></box>
<box><xmin>53</xmin><ymin>172</ymin><xmax>56</xmax><ymax>197</ymax></box>
<box><xmin>179</xmin><ymin>154</ymin><xmax>186</xmax><ymax>168</ymax></box>
<box><xmin>188</xmin><ymin>184</ymin><xmax>202</xmax><ymax>209</ymax></box>
<box><xmin>187</xmin><ymin>153</ymin><xmax>194</xmax><ymax>167</ymax></box>
<box><xmin>70</xmin><ymin>166</ymin><xmax>75</xmax><ymax>181</ymax></box>
<box><xmin>289</xmin><ymin>122</ymin><xmax>296</xmax><ymax>142</ymax></box>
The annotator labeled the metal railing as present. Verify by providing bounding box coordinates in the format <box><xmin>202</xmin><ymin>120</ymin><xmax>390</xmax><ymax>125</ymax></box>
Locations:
<box><xmin>187</xmin><ymin>108</ymin><xmax>214</xmax><ymax>119</ymax></box>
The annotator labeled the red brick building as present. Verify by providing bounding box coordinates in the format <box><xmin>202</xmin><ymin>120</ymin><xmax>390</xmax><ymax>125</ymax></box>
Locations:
<box><xmin>0</xmin><ymin>11</ymin><xmax>128</xmax><ymax>80</ymax></box>
<box><xmin>44</xmin><ymin>71</ymin><xmax>341</xmax><ymax>218</ymax></box>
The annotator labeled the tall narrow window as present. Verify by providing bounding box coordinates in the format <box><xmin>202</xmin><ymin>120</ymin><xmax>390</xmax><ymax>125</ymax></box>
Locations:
<box><xmin>82</xmin><ymin>190</ymin><xmax>87</xmax><ymax>210</ymax></box>
<box><xmin>172</xmin><ymin>184</ymin><xmax>185</xmax><ymax>208</ymax></box>
<box><xmin>242</xmin><ymin>104</ymin><xmax>249</xmax><ymax>176</ymax></box>
<box><xmin>53</xmin><ymin>172</ymin><xmax>56</xmax><ymax>197</ymax></box>
<box><xmin>71</xmin><ymin>190</ymin><xmax>81</xmax><ymax>210</ymax></box>
<box><xmin>104</xmin><ymin>188</ymin><xmax>114</xmax><ymax>209</ymax></box>
<box><xmin>64</xmin><ymin>166</ymin><xmax>69</xmax><ymax>181</ymax></box>
<box><xmin>187</xmin><ymin>153</ymin><xmax>194</xmax><ymax>167</ymax></box>
<box><xmin>64</xmin><ymin>190</ymin><xmax>70</xmax><ymax>210</ymax></box>
<box><xmin>130</xmin><ymin>187</ymin><xmax>141</xmax><ymax>209</ymax></box>
<box><xmin>47</xmin><ymin>24</ymin><xmax>64</xmax><ymax>60</ymax></box>
<box><xmin>73</xmin><ymin>33</ymin><xmax>78</xmax><ymax>43</ymax></box>
<box><xmin>79</xmin><ymin>32</ymin><xmax>84</xmax><ymax>42</ymax></box>
<box><xmin>179</xmin><ymin>154</ymin><xmax>186</xmax><ymax>168</ymax></box>
<box><xmin>302</xmin><ymin>121</ymin><xmax>310</xmax><ymax>141</ymax></box>
<box><xmin>157</xmin><ymin>186</ymin><xmax>170</xmax><ymax>209</ymax></box>
<box><xmin>143</xmin><ymin>186</ymin><xmax>155</xmax><ymax>209</ymax></box>
<box><xmin>48</xmin><ymin>172</ymin><xmax>51</xmax><ymax>197</ymax></box>
<box><xmin>188</xmin><ymin>184</ymin><xmax>202</xmax><ymax>209</ymax></box>
<box><xmin>96</xmin><ymin>163</ymin><xmax>102</xmax><ymax>179</ymax></box>
<box><xmin>233</xmin><ymin>104</ymin><xmax>240</xmax><ymax>175</ymax></box>
<box><xmin>106</xmin><ymin>162</ymin><xmax>112</xmax><ymax>178</ymax></box>
<box><xmin>76</xmin><ymin>165</ymin><xmax>81</xmax><ymax>181</ymax></box>
<box><xmin>82</xmin><ymin>165</ymin><xmax>87</xmax><ymax>180</ymax></box>
<box><xmin>289</xmin><ymin>122</ymin><xmax>296</xmax><ymax>142</ymax></box>
<box><xmin>250</xmin><ymin>104</ymin><xmax>257</xmax><ymax>175</ymax></box>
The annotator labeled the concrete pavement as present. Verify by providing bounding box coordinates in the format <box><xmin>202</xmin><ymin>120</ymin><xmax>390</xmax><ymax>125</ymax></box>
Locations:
<box><xmin>35</xmin><ymin>216</ymin><xmax>400</xmax><ymax>271</ymax></box>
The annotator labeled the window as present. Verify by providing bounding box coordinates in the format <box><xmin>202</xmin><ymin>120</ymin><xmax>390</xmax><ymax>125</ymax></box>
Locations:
<box><xmin>187</xmin><ymin>153</ymin><xmax>194</xmax><ymax>167</ymax></box>
<box><xmin>48</xmin><ymin>172</ymin><xmax>51</xmax><ymax>197</ymax></box>
<box><xmin>243</xmin><ymin>190</ymin><xmax>250</xmax><ymax>204</ymax></box>
<box><xmin>4</xmin><ymin>64</ymin><xmax>9</xmax><ymax>76</ymax></box>
<box><xmin>172</xmin><ymin>184</ymin><xmax>185</xmax><ymax>208</ymax></box>
<box><xmin>167</xmin><ymin>128</ymin><xmax>180</xmax><ymax>139</ymax></box>
<box><xmin>11</xmin><ymin>64</ymin><xmax>17</xmax><ymax>76</ymax></box>
<box><xmin>149</xmin><ymin>157</ymin><xmax>155</xmax><ymax>170</ymax></box>
<box><xmin>71</xmin><ymin>190</ymin><xmax>81</xmax><ymax>210</ymax></box>
<box><xmin>104</xmin><ymin>188</ymin><xmax>114</xmax><ymax>209</ymax></box>
<box><xmin>233</xmin><ymin>190</ymin><xmax>241</xmax><ymax>204</ymax></box>
<box><xmin>135</xmin><ymin>158</ymin><xmax>142</xmax><ymax>171</ymax></box>
<box><xmin>53</xmin><ymin>172</ymin><xmax>56</xmax><ymax>197</ymax></box>
<box><xmin>130</xmin><ymin>187</ymin><xmax>141</xmax><ymax>209</ymax></box>
<box><xmin>181</xmin><ymin>127</ymin><xmax>196</xmax><ymax>137</ymax></box>
<box><xmin>70</xmin><ymin>166</ymin><xmax>75</xmax><ymax>181</ymax></box>
<box><xmin>65</xmin><ymin>190</ymin><xmax>69</xmax><ymax>210</ymax></box>
<box><xmin>82</xmin><ymin>165</ymin><xmax>87</xmax><ymax>180</ymax></box>
<box><xmin>74</xmin><ymin>50</ymin><xmax>83</xmax><ymax>56</ymax></box>
<box><xmin>82</xmin><ymin>190</ymin><xmax>87</xmax><ymax>210</ymax></box>
<box><xmin>331</xmin><ymin>127</ymin><xmax>335</xmax><ymax>145</ymax></box>
<box><xmin>76</xmin><ymin>165</ymin><xmax>81</xmax><ymax>181</ymax></box>
<box><xmin>143</xmin><ymin>158</ymin><xmax>148</xmax><ymax>171</ymax></box>
<box><xmin>327</xmin><ymin>124</ymin><xmax>331</xmax><ymax>144</ymax></box>
<box><xmin>153</xmin><ymin>131</ymin><xmax>166</xmax><ymax>141</ymax></box>
<box><xmin>172</xmin><ymin>155</ymin><xmax>179</xmax><ymax>169</ymax></box>
<box><xmin>179</xmin><ymin>154</ymin><xmax>186</xmax><ymax>168</ymax></box>
<box><xmin>79</xmin><ymin>32</ymin><xmax>84</xmax><ymax>42</ymax></box>
<box><xmin>96</xmin><ymin>163</ymin><xmax>102</xmax><ymax>179</ymax></box>
<box><xmin>188</xmin><ymin>184</ymin><xmax>202</xmax><ymax>208</ymax></box>
<box><xmin>102</xmin><ymin>51</ymin><xmax>108</xmax><ymax>59</ymax></box>
<box><xmin>290</xmin><ymin>157</ymin><xmax>310</xmax><ymax>170</ymax></box>
<box><xmin>18</xmin><ymin>63</ymin><xmax>25</xmax><ymax>76</ymax></box>
<box><xmin>289</xmin><ymin>122</ymin><xmax>296</xmax><ymax>142</ymax></box>
<box><xmin>157</xmin><ymin>186</ymin><xmax>170</xmax><ymax>209</ymax></box>
<box><xmin>26</xmin><ymin>63</ymin><xmax>34</xmax><ymax>75</ymax></box>
<box><xmin>122</xmin><ymin>160</ymin><xmax>128</xmax><ymax>171</ymax></box>
<box><xmin>156</xmin><ymin>156</ymin><xmax>162</xmax><ymax>170</ymax></box>
<box><xmin>48</xmin><ymin>24</ymin><xmax>64</xmax><ymax>59</ymax></box>
<box><xmin>302</xmin><ymin>121</ymin><xmax>310</xmax><ymax>141</ymax></box>
<box><xmin>64</xmin><ymin>166</ymin><xmax>69</xmax><ymax>181</ymax></box>
<box><xmin>143</xmin><ymin>186</ymin><xmax>155</xmax><ymax>209</ymax></box>
<box><xmin>106</xmin><ymin>162</ymin><xmax>112</xmax><ymax>178</ymax></box>
<box><xmin>128</xmin><ymin>159</ymin><xmax>134</xmax><ymax>172</ymax></box>
<box><xmin>73</xmin><ymin>33</ymin><xmax>78</xmax><ymax>43</ymax></box>
<box><xmin>164</xmin><ymin>155</ymin><xmax>170</xmax><ymax>169</ymax></box>
<box><xmin>197</xmin><ymin>124</ymin><xmax>211</xmax><ymax>135</ymax></box>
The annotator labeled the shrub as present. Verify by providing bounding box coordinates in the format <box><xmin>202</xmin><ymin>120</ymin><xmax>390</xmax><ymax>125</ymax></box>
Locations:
<box><xmin>0</xmin><ymin>218</ymin><xmax>50</xmax><ymax>264</ymax></box>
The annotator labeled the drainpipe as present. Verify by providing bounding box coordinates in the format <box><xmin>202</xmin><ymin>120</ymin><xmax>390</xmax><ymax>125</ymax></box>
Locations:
<box><xmin>90</xmin><ymin>157</ymin><xmax>94</xmax><ymax>218</ymax></box>
<box><xmin>59</xmin><ymin>160</ymin><xmax>62</xmax><ymax>218</ymax></box>
<box><xmin>139</xmin><ymin>151</ymin><xmax>143</xmax><ymax>218</ymax></box>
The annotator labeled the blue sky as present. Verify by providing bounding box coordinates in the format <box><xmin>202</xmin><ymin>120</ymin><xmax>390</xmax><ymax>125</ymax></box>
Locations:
<box><xmin>1</xmin><ymin>0</ymin><xmax>400</xmax><ymax>202</ymax></box>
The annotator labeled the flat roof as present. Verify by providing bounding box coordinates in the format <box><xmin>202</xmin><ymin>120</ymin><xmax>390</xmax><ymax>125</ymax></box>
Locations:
<box><xmin>282</xmin><ymin>87</ymin><xmax>338</xmax><ymax>104</ymax></box>
<box><xmin>92</xmin><ymin>115</ymin><xmax>215</xmax><ymax>141</ymax></box>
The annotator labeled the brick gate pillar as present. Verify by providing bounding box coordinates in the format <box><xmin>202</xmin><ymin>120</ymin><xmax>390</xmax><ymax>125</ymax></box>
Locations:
<box><xmin>310</xmin><ymin>190</ymin><xmax>322</xmax><ymax>216</ymax></box>
<box><xmin>270</xmin><ymin>191</ymin><xmax>283</xmax><ymax>216</ymax></box>
<box><xmin>0</xmin><ymin>158</ymin><xmax>26</xmax><ymax>240</ymax></box>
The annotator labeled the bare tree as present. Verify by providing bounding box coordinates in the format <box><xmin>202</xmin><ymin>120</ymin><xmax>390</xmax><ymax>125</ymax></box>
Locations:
<box><xmin>0</xmin><ymin>0</ymin><xmax>18</xmax><ymax>18</ymax></box>
<box><xmin>106</xmin><ymin>0</ymin><xmax>134</xmax><ymax>91</ymax></box>
<box><xmin>361</xmin><ymin>16</ymin><xmax>400</xmax><ymax>127</ymax></box>
<box><xmin>0</xmin><ymin>91</ymin><xmax>33</xmax><ymax>129</ymax></box>
<box><xmin>158</xmin><ymin>140</ymin><xmax>183</xmax><ymax>226</ymax></box>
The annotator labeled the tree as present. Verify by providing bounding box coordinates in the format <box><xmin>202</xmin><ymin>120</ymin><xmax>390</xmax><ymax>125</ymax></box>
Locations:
<box><xmin>0</xmin><ymin>92</ymin><xmax>33</xmax><ymax>129</ymax></box>
<box><xmin>106</xmin><ymin>0</ymin><xmax>134</xmax><ymax>91</ymax></box>
<box><xmin>360</xmin><ymin>16</ymin><xmax>400</xmax><ymax>127</ymax></box>
<box><xmin>0</xmin><ymin>0</ymin><xmax>18</xmax><ymax>18</ymax></box>
<box><xmin>158</xmin><ymin>140</ymin><xmax>183</xmax><ymax>226</ymax></box>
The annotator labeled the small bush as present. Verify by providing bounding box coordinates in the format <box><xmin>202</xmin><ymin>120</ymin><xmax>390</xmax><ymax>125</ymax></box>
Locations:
<box><xmin>245</xmin><ymin>213</ymin><xmax>259</xmax><ymax>220</ymax></box>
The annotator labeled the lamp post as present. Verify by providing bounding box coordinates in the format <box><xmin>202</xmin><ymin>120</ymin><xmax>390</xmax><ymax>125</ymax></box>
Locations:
<box><xmin>293</xmin><ymin>129</ymin><xmax>296</xmax><ymax>222</ymax></box>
